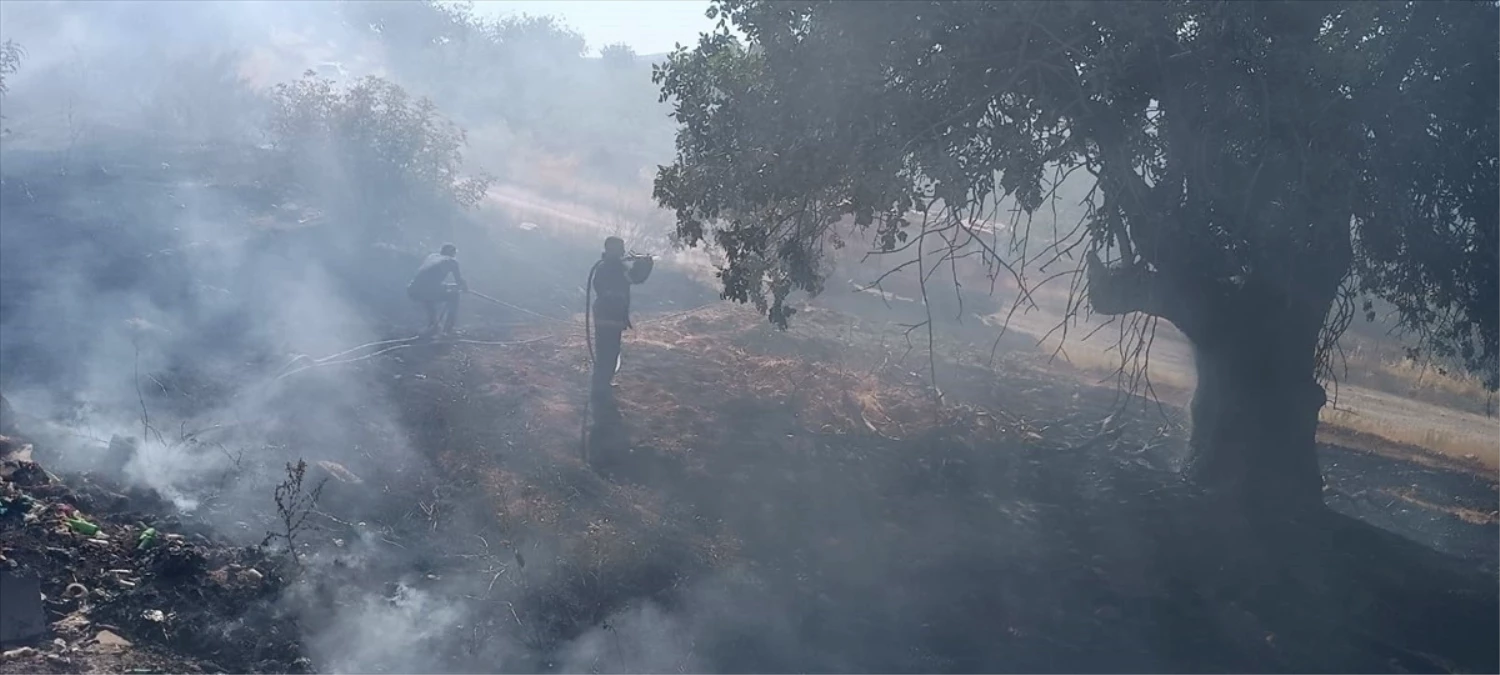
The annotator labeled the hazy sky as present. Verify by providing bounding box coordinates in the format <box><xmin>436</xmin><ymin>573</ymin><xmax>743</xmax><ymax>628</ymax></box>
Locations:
<box><xmin>471</xmin><ymin>1</ymin><xmax>718</xmax><ymax>55</ymax></box>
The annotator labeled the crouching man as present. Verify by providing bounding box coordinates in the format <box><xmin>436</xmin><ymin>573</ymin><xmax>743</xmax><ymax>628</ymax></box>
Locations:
<box><xmin>407</xmin><ymin>243</ymin><xmax>468</xmax><ymax>337</ymax></box>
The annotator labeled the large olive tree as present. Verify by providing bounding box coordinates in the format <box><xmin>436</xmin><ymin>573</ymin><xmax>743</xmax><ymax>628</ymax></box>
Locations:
<box><xmin>652</xmin><ymin>0</ymin><xmax>1497</xmax><ymax>516</ymax></box>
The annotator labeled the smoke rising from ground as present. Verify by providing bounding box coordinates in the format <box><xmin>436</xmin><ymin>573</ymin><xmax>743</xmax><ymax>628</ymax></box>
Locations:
<box><xmin>0</xmin><ymin>2</ymin><xmax>697</xmax><ymax>672</ymax></box>
<box><xmin>0</xmin><ymin>19</ymin><xmax>1298</xmax><ymax>667</ymax></box>
<box><xmin>3</xmin><ymin>3</ymin><xmax>1491</xmax><ymax>674</ymax></box>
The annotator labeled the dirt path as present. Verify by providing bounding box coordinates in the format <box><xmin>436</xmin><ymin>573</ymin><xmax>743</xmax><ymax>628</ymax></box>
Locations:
<box><xmin>486</xmin><ymin>184</ymin><xmax>625</xmax><ymax>238</ymax></box>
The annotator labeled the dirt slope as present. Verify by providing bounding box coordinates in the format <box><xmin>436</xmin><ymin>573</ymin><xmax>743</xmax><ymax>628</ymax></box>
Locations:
<box><xmin>5</xmin><ymin>293</ymin><xmax>1495</xmax><ymax>672</ymax></box>
<box><xmin>377</xmin><ymin>286</ymin><xmax>1498</xmax><ymax>671</ymax></box>
<box><xmin>487</xmin><ymin>182</ymin><xmax>1500</xmax><ymax>474</ymax></box>
<box><xmin>3</xmin><ymin>203</ymin><xmax>1495</xmax><ymax>673</ymax></box>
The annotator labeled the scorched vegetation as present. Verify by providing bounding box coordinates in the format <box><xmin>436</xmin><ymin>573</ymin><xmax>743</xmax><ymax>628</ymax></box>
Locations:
<box><xmin>0</xmin><ymin>1</ymin><xmax>1495</xmax><ymax>674</ymax></box>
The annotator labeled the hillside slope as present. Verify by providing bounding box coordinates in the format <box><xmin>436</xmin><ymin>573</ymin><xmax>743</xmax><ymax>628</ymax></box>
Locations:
<box><xmin>2</xmin><ymin>212</ymin><xmax>1495</xmax><ymax>673</ymax></box>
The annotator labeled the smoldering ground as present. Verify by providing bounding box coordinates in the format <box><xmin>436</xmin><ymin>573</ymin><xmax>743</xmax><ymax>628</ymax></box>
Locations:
<box><xmin>1</xmin><ymin>2</ymin><xmax>1495</xmax><ymax>674</ymax></box>
<box><xmin>0</xmin><ymin>3</ymin><xmax>685</xmax><ymax>671</ymax></box>
<box><xmin>0</xmin><ymin>146</ymin><xmax>1036</xmax><ymax>673</ymax></box>
<box><xmin>0</xmin><ymin>2</ymin><xmax>496</xmax><ymax>670</ymax></box>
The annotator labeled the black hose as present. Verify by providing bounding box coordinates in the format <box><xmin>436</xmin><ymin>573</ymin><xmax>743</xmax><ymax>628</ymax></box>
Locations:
<box><xmin>585</xmin><ymin>260</ymin><xmax>601</xmax><ymax>367</ymax></box>
<box><xmin>581</xmin><ymin>260</ymin><xmax>602</xmax><ymax>462</ymax></box>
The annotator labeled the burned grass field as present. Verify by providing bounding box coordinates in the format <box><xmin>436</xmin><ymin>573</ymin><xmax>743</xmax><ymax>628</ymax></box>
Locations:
<box><xmin>2</xmin><ymin>225</ymin><xmax>1497</xmax><ymax>673</ymax></box>
<box><xmin>402</xmin><ymin>293</ymin><xmax>1499</xmax><ymax>673</ymax></box>
<box><xmin>0</xmin><ymin>0</ymin><xmax>1495</xmax><ymax>671</ymax></box>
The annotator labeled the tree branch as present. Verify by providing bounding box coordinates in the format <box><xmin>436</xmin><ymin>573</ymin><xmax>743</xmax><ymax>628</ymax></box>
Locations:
<box><xmin>1085</xmin><ymin>250</ymin><xmax>1173</xmax><ymax>319</ymax></box>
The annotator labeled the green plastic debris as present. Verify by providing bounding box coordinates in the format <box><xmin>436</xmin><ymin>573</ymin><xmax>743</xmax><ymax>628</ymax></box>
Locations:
<box><xmin>137</xmin><ymin>527</ymin><xmax>158</xmax><ymax>550</ymax></box>
<box><xmin>65</xmin><ymin>515</ymin><xmax>99</xmax><ymax>535</ymax></box>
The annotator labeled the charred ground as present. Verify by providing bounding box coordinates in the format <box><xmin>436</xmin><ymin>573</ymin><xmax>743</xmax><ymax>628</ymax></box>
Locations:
<box><xmin>2</xmin><ymin>204</ymin><xmax>1496</xmax><ymax>673</ymax></box>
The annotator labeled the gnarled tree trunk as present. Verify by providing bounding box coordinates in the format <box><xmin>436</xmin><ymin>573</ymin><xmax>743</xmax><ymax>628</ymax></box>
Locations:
<box><xmin>1088</xmin><ymin>254</ymin><xmax>1338</xmax><ymax>518</ymax></box>
<box><xmin>1182</xmin><ymin>293</ymin><xmax>1329</xmax><ymax>516</ymax></box>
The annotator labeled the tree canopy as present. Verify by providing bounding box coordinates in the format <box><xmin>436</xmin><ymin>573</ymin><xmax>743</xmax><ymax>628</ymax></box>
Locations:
<box><xmin>653</xmin><ymin>0</ymin><xmax>1497</xmax><ymax>385</ymax></box>
<box><xmin>654</xmin><ymin>0</ymin><xmax>1498</xmax><ymax>510</ymax></box>
<box><xmin>0</xmin><ymin>39</ymin><xmax>21</xmax><ymax>97</ymax></box>
<box><xmin>268</xmin><ymin>71</ymin><xmax>492</xmax><ymax>242</ymax></box>
<box><xmin>347</xmin><ymin>0</ymin><xmax>674</xmax><ymax>186</ymax></box>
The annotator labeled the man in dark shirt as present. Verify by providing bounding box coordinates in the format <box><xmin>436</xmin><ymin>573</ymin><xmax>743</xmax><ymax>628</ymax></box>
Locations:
<box><xmin>590</xmin><ymin>236</ymin><xmax>653</xmax><ymax>397</ymax></box>
<box><xmin>407</xmin><ymin>243</ymin><xmax>468</xmax><ymax>336</ymax></box>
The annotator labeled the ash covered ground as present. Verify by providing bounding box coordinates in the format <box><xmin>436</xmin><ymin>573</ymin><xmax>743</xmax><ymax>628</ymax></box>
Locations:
<box><xmin>0</xmin><ymin>3</ymin><xmax>1493</xmax><ymax>669</ymax></box>
<box><xmin>1</xmin><ymin>210</ymin><xmax>1495</xmax><ymax>674</ymax></box>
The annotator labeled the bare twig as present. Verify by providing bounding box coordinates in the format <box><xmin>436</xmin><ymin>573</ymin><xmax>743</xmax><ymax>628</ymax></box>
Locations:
<box><xmin>915</xmin><ymin>210</ymin><xmax>943</xmax><ymax>405</ymax></box>
<box><xmin>261</xmin><ymin>459</ymin><xmax>328</xmax><ymax>568</ymax></box>
<box><xmin>132</xmin><ymin>337</ymin><xmax>165</xmax><ymax>446</ymax></box>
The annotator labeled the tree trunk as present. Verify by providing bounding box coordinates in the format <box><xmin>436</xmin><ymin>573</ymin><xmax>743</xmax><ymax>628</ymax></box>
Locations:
<box><xmin>1086</xmin><ymin>251</ymin><xmax>1343</xmax><ymax>520</ymax></box>
<box><xmin>1181</xmin><ymin>296</ymin><xmax>1329</xmax><ymax>518</ymax></box>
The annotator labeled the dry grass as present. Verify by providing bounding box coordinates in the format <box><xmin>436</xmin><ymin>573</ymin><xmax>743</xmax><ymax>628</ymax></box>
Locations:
<box><xmin>378</xmin><ymin>274</ymin><xmax>1495</xmax><ymax>671</ymax></box>
<box><xmin>999</xmin><ymin>318</ymin><xmax>1499</xmax><ymax>474</ymax></box>
<box><xmin>1319</xmin><ymin>407</ymin><xmax>1498</xmax><ymax>472</ymax></box>
<box><xmin>1037</xmin><ymin>331</ymin><xmax>1196</xmax><ymax>395</ymax></box>
<box><xmin>412</xmin><ymin>305</ymin><xmax>989</xmax><ymax>606</ymax></box>
<box><xmin>621</xmin><ymin>307</ymin><xmax>953</xmax><ymax>445</ymax></box>
<box><xmin>502</xmin><ymin>150</ymin><xmax>663</xmax><ymax>223</ymax></box>
<box><xmin>497</xmin><ymin>152</ymin><xmax>1492</xmax><ymax>408</ymax></box>
<box><xmin>478</xmin><ymin>161</ymin><xmax>1496</xmax><ymax>481</ymax></box>
<box><xmin>1368</xmin><ymin>358</ymin><xmax>1494</xmax><ymax>411</ymax></box>
<box><xmin>448</xmin><ymin>300</ymin><xmax>1493</xmax><ymax>598</ymax></box>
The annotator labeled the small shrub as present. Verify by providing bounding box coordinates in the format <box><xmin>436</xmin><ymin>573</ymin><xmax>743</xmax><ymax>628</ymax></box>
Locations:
<box><xmin>262</xmin><ymin>459</ymin><xmax>327</xmax><ymax>567</ymax></box>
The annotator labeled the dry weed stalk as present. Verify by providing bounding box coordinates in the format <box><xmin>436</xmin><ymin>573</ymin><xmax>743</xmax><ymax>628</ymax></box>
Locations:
<box><xmin>262</xmin><ymin>459</ymin><xmax>327</xmax><ymax>566</ymax></box>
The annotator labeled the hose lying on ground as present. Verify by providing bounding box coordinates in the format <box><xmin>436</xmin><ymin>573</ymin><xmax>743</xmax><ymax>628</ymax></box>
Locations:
<box><xmin>581</xmin><ymin>260</ymin><xmax>603</xmax><ymax>463</ymax></box>
<box><xmin>276</xmin><ymin>342</ymin><xmax>419</xmax><ymax>380</ymax></box>
<box><xmin>275</xmin><ymin>335</ymin><xmax>555</xmax><ymax>380</ymax></box>
<box><xmin>276</xmin><ymin>336</ymin><xmax>423</xmax><ymax>376</ymax></box>
<box><xmin>278</xmin><ymin>288</ymin><xmax>569</xmax><ymax>380</ymax></box>
<box><xmin>466</xmin><ymin>289</ymin><xmax>575</xmax><ymax>326</ymax></box>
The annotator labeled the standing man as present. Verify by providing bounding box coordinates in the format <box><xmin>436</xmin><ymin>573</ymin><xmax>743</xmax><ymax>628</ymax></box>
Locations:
<box><xmin>407</xmin><ymin>243</ymin><xmax>468</xmax><ymax>337</ymax></box>
<box><xmin>589</xmin><ymin>236</ymin><xmax>653</xmax><ymax>399</ymax></box>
